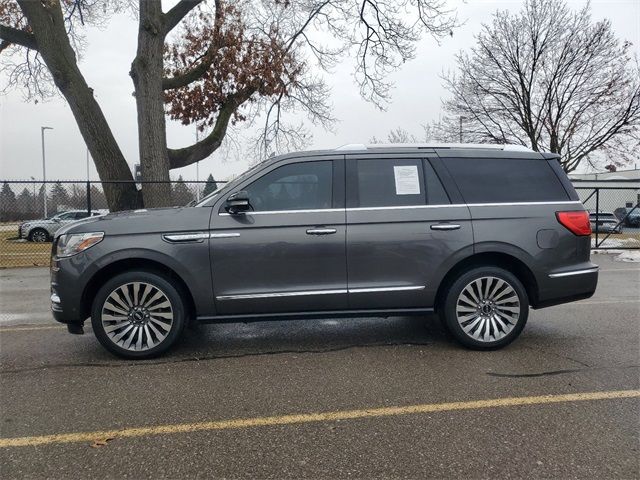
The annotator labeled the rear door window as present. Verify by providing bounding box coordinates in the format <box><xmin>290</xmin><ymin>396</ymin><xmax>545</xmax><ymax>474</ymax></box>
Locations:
<box><xmin>444</xmin><ymin>157</ymin><xmax>569</xmax><ymax>203</ymax></box>
<box><xmin>353</xmin><ymin>158</ymin><xmax>425</xmax><ymax>208</ymax></box>
<box><xmin>348</xmin><ymin>158</ymin><xmax>451</xmax><ymax>208</ymax></box>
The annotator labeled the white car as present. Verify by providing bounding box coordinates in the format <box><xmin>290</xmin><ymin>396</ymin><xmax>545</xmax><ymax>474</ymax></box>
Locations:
<box><xmin>18</xmin><ymin>210</ymin><xmax>106</xmax><ymax>242</ymax></box>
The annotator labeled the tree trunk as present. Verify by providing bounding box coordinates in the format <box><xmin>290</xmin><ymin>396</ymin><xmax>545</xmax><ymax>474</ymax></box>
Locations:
<box><xmin>130</xmin><ymin>0</ymin><xmax>173</xmax><ymax>208</ymax></box>
<box><xmin>16</xmin><ymin>0</ymin><xmax>141</xmax><ymax>212</ymax></box>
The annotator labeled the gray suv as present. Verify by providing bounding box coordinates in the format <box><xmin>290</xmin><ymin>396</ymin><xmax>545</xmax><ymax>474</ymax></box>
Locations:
<box><xmin>50</xmin><ymin>144</ymin><xmax>598</xmax><ymax>358</ymax></box>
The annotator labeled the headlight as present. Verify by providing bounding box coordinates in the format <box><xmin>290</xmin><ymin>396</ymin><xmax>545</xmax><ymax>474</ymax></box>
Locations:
<box><xmin>55</xmin><ymin>232</ymin><xmax>104</xmax><ymax>258</ymax></box>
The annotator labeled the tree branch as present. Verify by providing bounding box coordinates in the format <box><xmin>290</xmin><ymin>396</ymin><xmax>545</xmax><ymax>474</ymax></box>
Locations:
<box><xmin>163</xmin><ymin>0</ymin><xmax>204</xmax><ymax>35</ymax></box>
<box><xmin>162</xmin><ymin>56</ymin><xmax>211</xmax><ymax>90</ymax></box>
<box><xmin>167</xmin><ymin>88</ymin><xmax>256</xmax><ymax>169</ymax></box>
<box><xmin>0</xmin><ymin>24</ymin><xmax>37</xmax><ymax>50</ymax></box>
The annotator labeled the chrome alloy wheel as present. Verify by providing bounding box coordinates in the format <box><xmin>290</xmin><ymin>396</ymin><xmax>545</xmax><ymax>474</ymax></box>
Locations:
<box><xmin>101</xmin><ymin>282</ymin><xmax>174</xmax><ymax>352</ymax></box>
<box><xmin>455</xmin><ymin>276</ymin><xmax>520</xmax><ymax>342</ymax></box>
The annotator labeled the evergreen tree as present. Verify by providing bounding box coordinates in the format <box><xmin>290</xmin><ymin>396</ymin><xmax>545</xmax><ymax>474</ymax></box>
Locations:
<box><xmin>202</xmin><ymin>174</ymin><xmax>218</xmax><ymax>197</ymax></box>
<box><xmin>17</xmin><ymin>187</ymin><xmax>36</xmax><ymax>219</ymax></box>
<box><xmin>50</xmin><ymin>181</ymin><xmax>70</xmax><ymax>213</ymax></box>
<box><xmin>172</xmin><ymin>176</ymin><xmax>194</xmax><ymax>206</ymax></box>
<box><xmin>0</xmin><ymin>182</ymin><xmax>18</xmax><ymax>221</ymax></box>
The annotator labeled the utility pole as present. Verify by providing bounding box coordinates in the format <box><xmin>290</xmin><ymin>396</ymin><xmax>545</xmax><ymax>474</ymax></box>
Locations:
<box><xmin>41</xmin><ymin>126</ymin><xmax>53</xmax><ymax>217</ymax></box>
<box><xmin>459</xmin><ymin>116</ymin><xmax>464</xmax><ymax>143</ymax></box>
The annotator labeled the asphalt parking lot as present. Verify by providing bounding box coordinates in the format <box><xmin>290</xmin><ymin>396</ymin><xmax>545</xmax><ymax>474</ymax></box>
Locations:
<box><xmin>0</xmin><ymin>254</ymin><xmax>639</xmax><ymax>479</ymax></box>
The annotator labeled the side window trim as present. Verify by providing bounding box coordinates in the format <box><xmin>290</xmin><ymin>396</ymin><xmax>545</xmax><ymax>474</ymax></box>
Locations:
<box><xmin>429</xmin><ymin>156</ymin><xmax>465</xmax><ymax>205</ymax></box>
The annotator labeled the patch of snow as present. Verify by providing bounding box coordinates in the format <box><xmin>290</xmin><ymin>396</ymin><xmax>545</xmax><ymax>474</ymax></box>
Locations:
<box><xmin>614</xmin><ymin>251</ymin><xmax>640</xmax><ymax>263</ymax></box>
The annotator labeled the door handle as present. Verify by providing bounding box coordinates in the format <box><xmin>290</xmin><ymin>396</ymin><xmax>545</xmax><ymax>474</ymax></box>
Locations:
<box><xmin>430</xmin><ymin>224</ymin><xmax>461</xmax><ymax>231</ymax></box>
<box><xmin>306</xmin><ymin>228</ymin><xmax>337</xmax><ymax>235</ymax></box>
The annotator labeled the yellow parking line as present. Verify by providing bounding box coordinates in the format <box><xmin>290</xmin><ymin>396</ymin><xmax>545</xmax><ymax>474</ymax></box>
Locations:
<box><xmin>1</xmin><ymin>390</ymin><xmax>637</xmax><ymax>448</ymax></box>
<box><xmin>0</xmin><ymin>325</ymin><xmax>64</xmax><ymax>333</ymax></box>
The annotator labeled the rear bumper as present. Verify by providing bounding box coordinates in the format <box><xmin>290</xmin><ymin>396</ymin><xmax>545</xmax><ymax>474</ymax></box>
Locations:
<box><xmin>534</xmin><ymin>264</ymin><xmax>598</xmax><ymax>309</ymax></box>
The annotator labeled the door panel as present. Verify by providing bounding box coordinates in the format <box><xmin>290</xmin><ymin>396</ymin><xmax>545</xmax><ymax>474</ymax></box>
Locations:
<box><xmin>346</xmin><ymin>206</ymin><xmax>472</xmax><ymax>308</ymax></box>
<box><xmin>209</xmin><ymin>156</ymin><xmax>347</xmax><ymax>315</ymax></box>
<box><xmin>345</xmin><ymin>155</ymin><xmax>473</xmax><ymax>309</ymax></box>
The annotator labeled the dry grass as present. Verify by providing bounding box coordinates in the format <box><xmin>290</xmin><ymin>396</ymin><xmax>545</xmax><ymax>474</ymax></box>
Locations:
<box><xmin>0</xmin><ymin>231</ymin><xmax>51</xmax><ymax>268</ymax></box>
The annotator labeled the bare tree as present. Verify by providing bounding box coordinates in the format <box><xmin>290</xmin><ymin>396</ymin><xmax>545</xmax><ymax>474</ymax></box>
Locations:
<box><xmin>434</xmin><ymin>0</ymin><xmax>640</xmax><ymax>172</ymax></box>
<box><xmin>370</xmin><ymin>127</ymin><xmax>419</xmax><ymax>144</ymax></box>
<box><xmin>0</xmin><ymin>0</ymin><xmax>457</xmax><ymax>210</ymax></box>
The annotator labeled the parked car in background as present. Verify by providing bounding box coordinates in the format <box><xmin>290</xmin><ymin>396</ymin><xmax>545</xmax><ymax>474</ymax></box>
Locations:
<box><xmin>50</xmin><ymin>144</ymin><xmax>598</xmax><ymax>359</ymax></box>
<box><xmin>613</xmin><ymin>207</ymin><xmax>640</xmax><ymax>227</ymax></box>
<box><xmin>19</xmin><ymin>210</ymin><xmax>106</xmax><ymax>242</ymax></box>
<box><xmin>589</xmin><ymin>211</ymin><xmax>623</xmax><ymax>233</ymax></box>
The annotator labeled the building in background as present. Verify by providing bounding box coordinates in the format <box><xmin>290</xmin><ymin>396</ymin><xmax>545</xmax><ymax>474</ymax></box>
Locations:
<box><xmin>570</xmin><ymin>168</ymin><xmax>640</xmax><ymax>213</ymax></box>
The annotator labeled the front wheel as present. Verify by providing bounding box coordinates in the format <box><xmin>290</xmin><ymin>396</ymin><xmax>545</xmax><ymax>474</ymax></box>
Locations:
<box><xmin>91</xmin><ymin>271</ymin><xmax>186</xmax><ymax>359</ymax></box>
<box><xmin>28</xmin><ymin>228</ymin><xmax>49</xmax><ymax>243</ymax></box>
<box><xmin>441</xmin><ymin>267</ymin><xmax>529</xmax><ymax>349</ymax></box>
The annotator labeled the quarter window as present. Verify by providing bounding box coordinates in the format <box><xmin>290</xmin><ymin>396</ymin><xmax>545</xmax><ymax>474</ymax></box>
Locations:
<box><xmin>244</xmin><ymin>161</ymin><xmax>333</xmax><ymax>212</ymax></box>
<box><xmin>444</xmin><ymin>158</ymin><xmax>569</xmax><ymax>203</ymax></box>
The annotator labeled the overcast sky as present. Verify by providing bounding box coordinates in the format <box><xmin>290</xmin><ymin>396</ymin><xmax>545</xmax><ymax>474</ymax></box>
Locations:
<box><xmin>0</xmin><ymin>0</ymin><xmax>638</xmax><ymax>182</ymax></box>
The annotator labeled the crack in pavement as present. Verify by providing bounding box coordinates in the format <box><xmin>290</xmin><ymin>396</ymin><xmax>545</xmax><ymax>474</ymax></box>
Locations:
<box><xmin>520</xmin><ymin>343</ymin><xmax>592</xmax><ymax>368</ymax></box>
<box><xmin>0</xmin><ymin>340</ymin><xmax>436</xmax><ymax>375</ymax></box>
<box><xmin>486</xmin><ymin>365</ymin><xmax>640</xmax><ymax>378</ymax></box>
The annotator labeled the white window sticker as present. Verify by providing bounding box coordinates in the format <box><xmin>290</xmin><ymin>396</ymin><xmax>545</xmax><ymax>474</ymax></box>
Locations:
<box><xmin>393</xmin><ymin>165</ymin><xmax>421</xmax><ymax>195</ymax></box>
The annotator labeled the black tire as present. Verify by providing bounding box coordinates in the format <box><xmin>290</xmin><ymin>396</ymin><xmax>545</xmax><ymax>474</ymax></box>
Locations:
<box><xmin>91</xmin><ymin>270</ymin><xmax>186</xmax><ymax>359</ymax></box>
<box><xmin>441</xmin><ymin>266</ymin><xmax>529</xmax><ymax>349</ymax></box>
<box><xmin>28</xmin><ymin>228</ymin><xmax>50</xmax><ymax>243</ymax></box>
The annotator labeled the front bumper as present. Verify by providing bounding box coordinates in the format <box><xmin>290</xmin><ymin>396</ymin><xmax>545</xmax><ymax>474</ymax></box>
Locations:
<box><xmin>50</xmin><ymin>255</ymin><xmax>85</xmax><ymax>326</ymax></box>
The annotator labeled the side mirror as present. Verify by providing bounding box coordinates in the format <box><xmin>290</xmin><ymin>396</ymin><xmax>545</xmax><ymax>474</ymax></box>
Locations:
<box><xmin>225</xmin><ymin>191</ymin><xmax>251</xmax><ymax>215</ymax></box>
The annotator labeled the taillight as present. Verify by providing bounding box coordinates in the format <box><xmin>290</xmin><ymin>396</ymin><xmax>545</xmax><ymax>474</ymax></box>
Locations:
<box><xmin>556</xmin><ymin>211</ymin><xmax>591</xmax><ymax>236</ymax></box>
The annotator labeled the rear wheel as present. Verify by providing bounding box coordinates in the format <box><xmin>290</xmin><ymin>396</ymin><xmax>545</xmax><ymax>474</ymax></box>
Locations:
<box><xmin>91</xmin><ymin>271</ymin><xmax>186</xmax><ymax>359</ymax></box>
<box><xmin>28</xmin><ymin>228</ymin><xmax>49</xmax><ymax>243</ymax></box>
<box><xmin>441</xmin><ymin>266</ymin><xmax>529</xmax><ymax>349</ymax></box>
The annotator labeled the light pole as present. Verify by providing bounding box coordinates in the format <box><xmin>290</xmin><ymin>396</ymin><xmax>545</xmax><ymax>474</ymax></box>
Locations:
<box><xmin>41</xmin><ymin>126</ymin><xmax>53</xmax><ymax>217</ymax></box>
<box><xmin>459</xmin><ymin>116</ymin><xmax>465</xmax><ymax>143</ymax></box>
<box><xmin>30</xmin><ymin>176</ymin><xmax>36</xmax><ymax>213</ymax></box>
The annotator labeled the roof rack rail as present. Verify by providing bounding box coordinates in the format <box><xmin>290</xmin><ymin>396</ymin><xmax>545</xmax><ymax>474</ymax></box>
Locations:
<box><xmin>335</xmin><ymin>143</ymin><xmax>533</xmax><ymax>152</ymax></box>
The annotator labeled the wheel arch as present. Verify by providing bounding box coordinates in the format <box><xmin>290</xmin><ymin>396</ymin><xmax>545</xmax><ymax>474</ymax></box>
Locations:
<box><xmin>434</xmin><ymin>251</ymin><xmax>539</xmax><ymax>311</ymax></box>
<box><xmin>80</xmin><ymin>258</ymin><xmax>196</xmax><ymax>322</ymax></box>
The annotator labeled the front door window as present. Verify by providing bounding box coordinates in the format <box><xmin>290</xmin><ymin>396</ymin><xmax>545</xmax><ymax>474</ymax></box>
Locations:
<box><xmin>243</xmin><ymin>161</ymin><xmax>333</xmax><ymax>212</ymax></box>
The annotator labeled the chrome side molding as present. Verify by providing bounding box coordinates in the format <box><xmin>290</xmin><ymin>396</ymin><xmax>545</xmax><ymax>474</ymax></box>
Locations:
<box><xmin>163</xmin><ymin>232</ymin><xmax>240</xmax><ymax>243</ymax></box>
<box><xmin>348</xmin><ymin>285</ymin><xmax>426</xmax><ymax>294</ymax></box>
<box><xmin>210</xmin><ymin>233</ymin><xmax>241</xmax><ymax>239</ymax></box>
<box><xmin>548</xmin><ymin>266</ymin><xmax>599</xmax><ymax>278</ymax></box>
<box><xmin>217</xmin><ymin>285</ymin><xmax>426</xmax><ymax>301</ymax></box>
<box><xmin>163</xmin><ymin>232</ymin><xmax>209</xmax><ymax>243</ymax></box>
<box><xmin>217</xmin><ymin>289</ymin><xmax>348</xmax><ymax>301</ymax></box>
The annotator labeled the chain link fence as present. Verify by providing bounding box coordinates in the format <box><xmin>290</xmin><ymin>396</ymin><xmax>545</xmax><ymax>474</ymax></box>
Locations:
<box><xmin>575</xmin><ymin>187</ymin><xmax>640</xmax><ymax>250</ymax></box>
